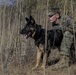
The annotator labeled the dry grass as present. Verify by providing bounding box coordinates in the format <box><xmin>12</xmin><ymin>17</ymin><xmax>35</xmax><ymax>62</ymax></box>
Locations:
<box><xmin>0</xmin><ymin>0</ymin><xmax>76</xmax><ymax>75</ymax></box>
<box><xmin>0</xmin><ymin>48</ymin><xmax>76</xmax><ymax>75</ymax></box>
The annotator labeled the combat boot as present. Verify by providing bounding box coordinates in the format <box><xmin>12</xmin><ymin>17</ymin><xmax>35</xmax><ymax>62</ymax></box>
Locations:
<box><xmin>49</xmin><ymin>55</ymin><xmax>70</xmax><ymax>70</ymax></box>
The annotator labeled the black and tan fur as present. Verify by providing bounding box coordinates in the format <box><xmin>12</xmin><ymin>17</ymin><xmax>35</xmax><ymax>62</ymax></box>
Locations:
<box><xmin>20</xmin><ymin>16</ymin><xmax>63</xmax><ymax>70</ymax></box>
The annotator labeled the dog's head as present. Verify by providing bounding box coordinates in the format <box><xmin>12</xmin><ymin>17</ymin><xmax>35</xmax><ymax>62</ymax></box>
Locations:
<box><xmin>20</xmin><ymin>16</ymin><xmax>36</xmax><ymax>41</ymax></box>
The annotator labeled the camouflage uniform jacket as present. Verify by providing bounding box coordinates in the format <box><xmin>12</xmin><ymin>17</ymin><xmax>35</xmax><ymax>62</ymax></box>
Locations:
<box><xmin>61</xmin><ymin>15</ymin><xmax>76</xmax><ymax>34</ymax></box>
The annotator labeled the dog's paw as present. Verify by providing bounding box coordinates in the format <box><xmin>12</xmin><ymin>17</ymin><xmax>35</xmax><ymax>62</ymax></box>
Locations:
<box><xmin>39</xmin><ymin>66</ymin><xmax>45</xmax><ymax>70</ymax></box>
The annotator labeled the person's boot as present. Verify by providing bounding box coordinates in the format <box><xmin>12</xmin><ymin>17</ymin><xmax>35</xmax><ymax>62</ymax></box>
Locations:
<box><xmin>49</xmin><ymin>55</ymin><xmax>70</xmax><ymax>70</ymax></box>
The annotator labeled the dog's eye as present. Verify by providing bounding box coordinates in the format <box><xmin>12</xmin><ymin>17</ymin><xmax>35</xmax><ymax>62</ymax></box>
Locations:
<box><xmin>26</xmin><ymin>27</ymin><xmax>29</xmax><ymax>30</ymax></box>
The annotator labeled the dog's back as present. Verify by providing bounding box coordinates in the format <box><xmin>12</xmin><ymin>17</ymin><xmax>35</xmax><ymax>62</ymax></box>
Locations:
<box><xmin>48</xmin><ymin>30</ymin><xmax>63</xmax><ymax>48</ymax></box>
<box><xmin>34</xmin><ymin>27</ymin><xmax>63</xmax><ymax>48</ymax></box>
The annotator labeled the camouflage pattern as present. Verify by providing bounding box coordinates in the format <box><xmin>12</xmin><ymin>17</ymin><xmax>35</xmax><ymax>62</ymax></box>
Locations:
<box><xmin>50</xmin><ymin>31</ymin><xmax>73</xmax><ymax>70</ymax></box>
<box><xmin>61</xmin><ymin>15</ymin><xmax>76</xmax><ymax>33</ymax></box>
<box><xmin>60</xmin><ymin>15</ymin><xmax>76</xmax><ymax>56</ymax></box>
<box><xmin>50</xmin><ymin>16</ymin><xmax>76</xmax><ymax>70</ymax></box>
<box><xmin>60</xmin><ymin>31</ymin><xmax>73</xmax><ymax>56</ymax></box>
<box><xmin>52</xmin><ymin>15</ymin><xmax>75</xmax><ymax>56</ymax></box>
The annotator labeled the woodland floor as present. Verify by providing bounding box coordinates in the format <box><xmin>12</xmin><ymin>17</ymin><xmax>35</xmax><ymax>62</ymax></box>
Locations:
<box><xmin>0</xmin><ymin>48</ymin><xmax>76</xmax><ymax>75</ymax></box>
<box><xmin>0</xmin><ymin>62</ymin><xmax>76</xmax><ymax>75</ymax></box>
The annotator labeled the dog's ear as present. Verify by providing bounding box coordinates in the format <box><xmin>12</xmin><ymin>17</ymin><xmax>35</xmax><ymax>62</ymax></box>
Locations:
<box><xmin>25</xmin><ymin>17</ymin><xmax>29</xmax><ymax>22</ymax></box>
<box><xmin>30</xmin><ymin>15</ymin><xmax>33</xmax><ymax>19</ymax></box>
<box><xmin>30</xmin><ymin>16</ymin><xmax>35</xmax><ymax>24</ymax></box>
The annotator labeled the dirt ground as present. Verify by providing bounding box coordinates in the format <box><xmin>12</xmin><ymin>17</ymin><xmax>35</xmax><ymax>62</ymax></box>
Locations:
<box><xmin>0</xmin><ymin>48</ymin><xmax>76</xmax><ymax>75</ymax></box>
<box><xmin>0</xmin><ymin>61</ymin><xmax>76</xmax><ymax>75</ymax></box>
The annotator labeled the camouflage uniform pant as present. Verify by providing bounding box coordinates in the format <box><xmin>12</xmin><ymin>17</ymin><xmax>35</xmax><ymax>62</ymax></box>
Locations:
<box><xmin>60</xmin><ymin>31</ymin><xmax>73</xmax><ymax>56</ymax></box>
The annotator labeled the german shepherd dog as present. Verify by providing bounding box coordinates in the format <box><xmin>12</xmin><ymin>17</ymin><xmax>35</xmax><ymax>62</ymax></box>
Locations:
<box><xmin>20</xmin><ymin>16</ymin><xmax>63</xmax><ymax>70</ymax></box>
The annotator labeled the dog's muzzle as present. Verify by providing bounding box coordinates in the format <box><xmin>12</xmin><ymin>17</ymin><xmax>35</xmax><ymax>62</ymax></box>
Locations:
<box><xmin>24</xmin><ymin>32</ymin><xmax>31</xmax><ymax>41</ymax></box>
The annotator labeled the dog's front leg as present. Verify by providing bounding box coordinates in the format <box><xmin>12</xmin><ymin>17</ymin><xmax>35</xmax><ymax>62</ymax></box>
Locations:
<box><xmin>32</xmin><ymin>47</ymin><xmax>42</xmax><ymax>70</ymax></box>
<box><xmin>40</xmin><ymin>52</ymin><xmax>47</xmax><ymax>70</ymax></box>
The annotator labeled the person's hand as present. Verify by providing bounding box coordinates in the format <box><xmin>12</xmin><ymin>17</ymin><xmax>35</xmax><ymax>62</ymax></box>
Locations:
<box><xmin>49</xmin><ymin>15</ymin><xmax>57</xmax><ymax>22</ymax></box>
<box><xmin>49</xmin><ymin>13</ymin><xmax>59</xmax><ymax>23</ymax></box>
